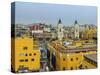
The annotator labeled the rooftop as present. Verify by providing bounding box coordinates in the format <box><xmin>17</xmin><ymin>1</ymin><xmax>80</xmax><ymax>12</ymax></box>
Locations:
<box><xmin>84</xmin><ymin>54</ymin><xmax>97</xmax><ymax>63</ymax></box>
<box><xmin>49</xmin><ymin>41</ymin><xmax>97</xmax><ymax>53</ymax></box>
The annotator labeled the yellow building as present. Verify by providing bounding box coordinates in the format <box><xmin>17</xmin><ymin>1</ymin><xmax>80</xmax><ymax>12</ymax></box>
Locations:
<box><xmin>11</xmin><ymin>36</ymin><xmax>40</xmax><ymax>73</ymax></box>
<box><xmin>47</xmin><ymin>41</ymin><xmax>97</xmax><ymax>71</ymax></box>
<box><xmin>82</xmin><ymin>54</ymin><xmax>97</xmax><ymax>69</ymax></box>
<box><xmin>82</xmin><ymin>28</ymin><xmax>97</xmax><ymax>40</ymax></box>
<box><xmin>55</xmin><ymin>52</ymin><xmax>84</xmax><ymax>70</ymax></box>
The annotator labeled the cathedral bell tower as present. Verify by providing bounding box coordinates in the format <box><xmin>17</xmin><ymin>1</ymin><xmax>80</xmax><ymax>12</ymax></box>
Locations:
<box><xmin>74</xmin><ymin>20</ymin><xmax>79</xmax><ymax>39</ymax></box>
<box><xmin>57</xmin><ymin>19</ymin><xmax>64</xmax><ymax>42</ymax></box>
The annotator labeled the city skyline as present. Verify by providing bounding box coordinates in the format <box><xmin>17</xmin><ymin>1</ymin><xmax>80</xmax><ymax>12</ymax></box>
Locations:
<box><xmin>11</xmin><ymin>2</ymin><xmax>97</xmax><ymax>73</ymax></box>
<box><xmin>12</xmin><ymin>2</ymin><xmax>97</xmax><ymax>26</ymax></box>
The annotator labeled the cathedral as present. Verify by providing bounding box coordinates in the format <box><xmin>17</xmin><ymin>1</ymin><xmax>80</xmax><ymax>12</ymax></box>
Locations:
<box><xmin>74</xmin><ymin>20</ymin><xmax>79</xmax><ymax>39</ymax></box>
<box><xmin>57</xmin><ymin>19</ymin><xmax>64</xmax><ymax>42</ymax></box>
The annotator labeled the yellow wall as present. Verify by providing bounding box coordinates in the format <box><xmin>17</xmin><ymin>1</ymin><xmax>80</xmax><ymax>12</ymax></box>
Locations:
<box><xmin>56</xmin><ymin>52</ymin><xmax>84</xmax><ymax>70</ymax></box>
<box><xmin>11</xmin><ymin>37</ymin><xmax>40</xmax><ymax>72</ymax></box>
<box><xmin>47</xmin><ymin>41</ymin><xmax>97</xmax><ymax>71</ymax></box>
<box><xmin>55</xmin><ymin>51</ymin><xmax>96</xmax><ymax>70</ymax></box>
<box><xmin>82</xmin><ymin>60</ymin><xmax>96</xmax><ymax>69</ymax></box>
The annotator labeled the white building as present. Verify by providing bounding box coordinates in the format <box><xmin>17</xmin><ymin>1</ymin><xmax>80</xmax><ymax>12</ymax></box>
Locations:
<box><xmin>74</xmin><ymin>20</ymin><xmax>79</xmax><ymax>39</ymax></box>
<box><xmin>43</xmin><ymin>26</ymin><xmax>51</xmax><ymax>32</ymax></box>
<box><xmin>57</xmin><ymin>19</ymin><xmax>64</xmax><ymax>41</ymax></box>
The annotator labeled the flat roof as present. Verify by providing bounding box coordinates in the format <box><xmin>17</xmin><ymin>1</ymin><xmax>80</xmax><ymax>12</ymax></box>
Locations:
<box><xmin>84</xmin><ymin>54</ymin><xmax>97</xmax><ymax>63</ymax></box>
<box><xmin>49</xmin><ymin>44</ymin><xmax>97</xmax><ymax>53</ymax></box>
<box><xmin>48</xmin><ymin>41</ymin><xmax>97</xmax><ymax>53</ymax></box>
<box><xmin>59</xmin><ymin>47</ymin><xmax>97</xmax><ymax>53</ymax></box>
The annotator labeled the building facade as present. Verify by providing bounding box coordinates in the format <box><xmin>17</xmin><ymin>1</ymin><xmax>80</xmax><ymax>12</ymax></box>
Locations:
<box><xmin>11</xmin><ymin>36</ymin><xmax>40</xmax><ymax>73</ymax></box>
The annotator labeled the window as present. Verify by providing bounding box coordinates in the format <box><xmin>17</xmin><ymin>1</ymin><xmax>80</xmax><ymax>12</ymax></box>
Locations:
<box><xmin>19</xmin><ymin>59</ymin><xmax>24</xmax><ymax>62</ymax></box>
<box><xmin>70</xmin><ymin>67</ymin><xmax>73</xmax><ymax>70</ymax></box>
<box><xmin>29</xmin><ymin>53</ymin><xmax>32</xmax><ymax>56</ymax></box>
<box><xmin>34</xmin><ymin>53</ymin><xmax>36</xmax><ymax>56</ymax></box>
<box><xmin>63</xmin><ymin>67</ymin><xmax>66</xmax><ymax>70</ymax></box>
<box><xmin>60</xmin><ymin>29</ymin><xmax>61</xmax><ymax>32</ymax></box>
<box><xmin>63</xmin><ymin>58</ymin><xmax>65</xmax><ymax>61</ymax></box>
<box><xmin>25</xmin><ymin>54</ymin><xmax>28</xmax><ymax>56</ymax></box>
<box><xmin>25</xmin><ymin>59</ymin><xmax>28</xmax><ymax>62</ymax></box>
<box><xmin>23</xmin><ymin>47</ymin><xmax>28</xmax><ymax>50</ymax></box>
<box><xmin>71</xmin><ymin>58</ymin><xmax>73</xmax><ymax>61</ymax></box>
<box><xmin>31</xmin><ymin>58</ymin><xmax>34</xmax><ymax>61</ymax></box>
<box><xmin>76</xmin><ymin>57</ymin><xmax>78</xmax><ymax>60</ymax></box>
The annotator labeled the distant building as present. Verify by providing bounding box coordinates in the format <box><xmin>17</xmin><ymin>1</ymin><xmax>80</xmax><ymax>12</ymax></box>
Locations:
<box><xmin>79</xmin><ymin>24</ymin><xmax>97</xmax><ymax>40</ymax></box>
<box><xmin>74</xmin><ymin>20</ymin><xmax>79</xmax><ymax>39</ymax></box>
<box><xmin>43</xmin><ymin>25</ymin><xmax>51</xmax><ymax>32</ymax></box>
<box><xmin>29</xmin><ymin>23</ymin><xmax>43</xmax><ymax>34</ymax></box>
<box><xmin>15</xmin><ymin>24</ymin><xmax>30</xmax><ymax>37</ymax></box>
<box><xmin>51</xmin><ymin>28</ymin><xmax>57</xmax><ymax>39</ymax></box>
<box><xmin>57</xmin><ymin>19</ymin><xmax>64</xmax><ymax>42</ymax></box>
<box><xmin>63</xmin><ymin>26</ymin><xmax>74</xmax><ymax>39</ymax></box>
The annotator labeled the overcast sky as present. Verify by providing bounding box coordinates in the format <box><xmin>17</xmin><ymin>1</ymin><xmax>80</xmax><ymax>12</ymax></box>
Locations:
<box><xmin>12</xmin><ymin>2</ymin><xmax>97</xmax><ymax>26</ymax></box>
